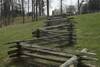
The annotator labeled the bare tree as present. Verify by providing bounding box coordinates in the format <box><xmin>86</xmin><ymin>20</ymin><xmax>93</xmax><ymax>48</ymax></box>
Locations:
<box><xmin>0</xmin><ymin>0</ymin><xmax>3</xmax><ymax>27</ymax></box>
<box><xmin>88</xmin><ymin>0</ymin><xmax>100</xmax><ymax>12</ymax></box>
<box><xmin>28</xmin><ymin>0</ymin><xmax>30</xmax><ymax>16</ymax></box>
<box><xmin>32</xmin><ymin>0</ymin><xmax>35</xmax><ymax>21</ymax></box>
<box><xmin>35</xmin><ymin>0</ymin><xmax>38</xmax><ymax>21</ymax></box>
<box><xmin>21</xmin><ymin>0</ymin><xmax>25</xmax><ymax>23</ymax></box>
<box><xmin>47</xmin><ymin>0</ymin><xmax>49</xmax><ymax>17</ymax></box>
<box><xmin>78</xmin><ymin>0</ymin><xmax>84</xmax><ymax>14</ymax></box>
<box><xmin>0</xmin><ymin>0</ymin><xmax>45</xmax><ymax>27</ymax></box>
<box><xmin>60</xmin><ymin>0</ymin><xmax>63</xmax><ymax>15</ymax></box>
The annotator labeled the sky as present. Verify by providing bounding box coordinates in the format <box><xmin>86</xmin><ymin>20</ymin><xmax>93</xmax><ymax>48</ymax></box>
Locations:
<box><xmin>25</xmin><ymin>0</ymin><xmax>78</xmax><ymax>15</ymax></box>
<box><xmin>48</xmin><ymin>0</ymin><xmax>78</xmax><ymax>15</ymax></box>
<box><xmin>50</xmin><ymin>0</ymin><xmax>78</xmax><ymax>9</ymax></box>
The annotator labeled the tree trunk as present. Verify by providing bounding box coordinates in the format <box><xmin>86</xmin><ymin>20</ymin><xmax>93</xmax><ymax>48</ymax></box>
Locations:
<box><xmin>36</xmin><ymin>0</ymin><xmax>38</xmax><ymax>21</ymax></box>
<box><xmin>78</xmin><ymin>0</ymin><xmax>80</xmax><ymax>14</ymax></box>
<box><xmin>28</xmin><ymin>0</ymin><xmax>30</xmax><ymax>16</ymax></box>
<box><xmin>47</xmin><ymin>0</ymin><xmax>49</xmax><ymax>18</ymax></box>
<box><xmin>60</xmin><ymin>0</ymin><xmax>63</xmax><ymax>15</ymax></box>
<box><xmin>21</xmin><ymin>0</ymin><xmax>25</xmax><ymax>23</ymax></box>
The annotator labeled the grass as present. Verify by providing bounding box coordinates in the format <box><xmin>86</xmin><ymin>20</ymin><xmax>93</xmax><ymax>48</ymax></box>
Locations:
<box><xmin>73</xmin><ymin>13</ymin><xmax>100</xmax><ymax>66</ymax></box>
<box><xmin>0</xmin><ymin>13</ymin><xmax>100</xmax><ymax>66</ymax></box>
<box><xmin>0</xmin><ymin>20</ymin><xmax>44</xmax><ymax>66</ymax></box>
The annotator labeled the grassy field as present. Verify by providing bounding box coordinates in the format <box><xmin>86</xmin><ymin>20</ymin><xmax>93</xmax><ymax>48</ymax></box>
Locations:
<box><xmin>0</xmin><ymin>20</ymin><xmax>44</xmax><ymax>66</ymax></box>
<box><xmin>0</xmin><ymin>13</ymin><xmax>100</xmax><ymax>66</ymax></box>
<box><xmin>73</xmin><ymin>13</ymin><xmax>100</xmax><ymax>66</ymax></box>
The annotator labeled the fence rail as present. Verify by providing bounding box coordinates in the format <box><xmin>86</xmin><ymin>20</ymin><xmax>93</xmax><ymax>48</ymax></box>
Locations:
<box><xmin>7</xmin><ymin>41</ymin><xmax>97</xmax><ymax>67</ymax></box>
<box><xmin>7</xmin><ymin>16</ymin><xmax>97</xmax><ymax>67</ymax></box>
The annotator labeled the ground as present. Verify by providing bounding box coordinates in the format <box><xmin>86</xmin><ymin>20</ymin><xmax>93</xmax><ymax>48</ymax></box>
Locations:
<box><xmin>0</xmin><ymin>13</ymin><xmax>100</xmax><ymax>67</ymax></box>
<box><xmin>74</xmin><ymin>13</ymin><xmax>100</xmax><ymax>66</ymax></box>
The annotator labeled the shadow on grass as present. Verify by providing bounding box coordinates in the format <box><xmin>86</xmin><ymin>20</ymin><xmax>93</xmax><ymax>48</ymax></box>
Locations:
<box><xmin>5</xmin><ymin>58</ymin><xmax>38</xmax><ymax>67</ymax></box>
<box><xmin>6</xmin><ymin>59</ymin><xmax>92</xmax><ymax>67</ymax></box>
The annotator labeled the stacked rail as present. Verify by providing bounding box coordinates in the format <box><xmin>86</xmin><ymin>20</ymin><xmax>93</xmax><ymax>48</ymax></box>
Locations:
<box><xmin>7</xmin><ymin>41</ymin><xmax>97</xmax><ymax>67</ymax></box>
<box><xmin>32</xmin><ymin>17</ymin><xmax>76</xmax><ymax>47</ymax></box>
<box><xmin>7</xmin><ymin>16</ymin><xmax>97</xmax><ymax>67</ymax></box>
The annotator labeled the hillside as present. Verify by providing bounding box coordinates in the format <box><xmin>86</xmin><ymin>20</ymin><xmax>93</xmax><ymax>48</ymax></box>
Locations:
<box><xmin>73</xmin><ymin>13</ymin><xmax>100</xmax><ymax>66</ymax></box>
<box><xmin>0</xmin><ymin>20</ymin><xmax>44</xmax><ymax>66</ymax></box>
<box><xmin>0</xmin><ymin>13</ymin><xmax>100</xmax><ymax>66</ymax></box>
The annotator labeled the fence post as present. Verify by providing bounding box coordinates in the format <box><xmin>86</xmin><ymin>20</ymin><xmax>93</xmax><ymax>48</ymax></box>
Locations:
<box><xmin>76</xmin><ymin>55</ymin><xmax>83</xmax><ymax>67</ymax></box>
<box><xmin>60</xmin><ymin>56</ymin><xmax>78</xmax><ymax>67</ymax></box>
<box><xmin>32</xmin><ymin>29</ymin><xmax>41</xmax><ymax>38</ymax></box>
<box><xmin>36</xmin><ymin>29</ymin><xmax>41</xmax><ymax>38</ymax></box>
<box><xmin>16</xmin><ymin>42</ymin><xmax>23</xmax><ymax>58</ymax></box>
<box><xmin>67</xmin><ymin>19</ymin><xmax>76</xmax><ymax>46</ymax></box>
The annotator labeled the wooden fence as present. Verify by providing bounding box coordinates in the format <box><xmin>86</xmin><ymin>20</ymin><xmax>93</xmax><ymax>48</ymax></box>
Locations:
<box><xmin>7</xmin><ymin>41</ymin><xmax>97</xmax><ymax>67</ymax></box>
<box><xmin>32</xmin><ymin>17</ymin><xmax>76</xmax><ymax>47</ymax></box>
<box><xmin>7</xmin><ymin>16</ymin><xmax>97</xmax><ymax>67</ymax></box>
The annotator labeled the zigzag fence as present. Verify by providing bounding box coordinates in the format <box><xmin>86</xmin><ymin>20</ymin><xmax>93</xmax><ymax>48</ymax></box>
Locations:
<box><xmin>7</xmin><ymin>16</ymin><xmax>97</xmax><ymax>67</ymax></box>
<box><xmin>32</xmin><ymin>16</ymin><xmax>76</xmax><ymax>47</ymax></box>
<box><xmin>7</xmin><ymin>41</ymin><xmax>97</xmax><ymax>67</ymax></box>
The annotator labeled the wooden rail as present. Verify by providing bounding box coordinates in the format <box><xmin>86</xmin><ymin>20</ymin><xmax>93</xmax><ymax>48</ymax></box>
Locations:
<box><xmin>7</xmin><ymin>41</ymin><xmax>97</xmax><ymax>67</ymax></box>
<box><xmin>7</xmin><ymin>17</ymin><xmax>97</xmax><ymax>67</ymax></box>
<box><xmin>43</xmin><ymin>23</ymin><xmax>73</xmax><ymax>30</ymax></box>
<box><xmin>60</xmin><ymin>48</ymin><xmax>97</xmax><ymax>67</ymax></box>
<box><xmin>60</xmin><ymin>56</ymin><xmax>78</xmax><ymax>67</ymax></box>
<box><xmin>45</xmin><ymin>18</ymin><xmax>68</xmax><ymax>26</ymax></box>
<box><xmin>32</xmin><ymin>18</ymin><xmax>76</xmax><ymax>46</ymax></box>
<box><xmin>45</xmin><ymin>18</ymin><xmax>67</xmax><ymax>22</ymax></box>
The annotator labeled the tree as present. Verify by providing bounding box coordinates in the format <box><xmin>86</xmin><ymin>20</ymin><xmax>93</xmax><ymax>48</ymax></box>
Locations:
<box><xmin>0</xmin><ymin>0</ymin><xmax>23</xmax><ymax>26</ymax></box>
<box><xmin>27</xmin><ymin>0</ymin><xmax>30</xmax><ymax>16</ymax></box>
<box><xmin>0</xmin><ymin>0</ymin><xmax>45</xmax><ymax>27</ymax></box>
<box><xmin>0</xmin><ymin>0</ymin><xmax>3</xmax><ymax>27</ymax></box>
<box><xmin>66</xmin><ymin>5</ymin><xmax>76</xmax><ymax>15</ymax></box>
<box><xmin>60</xmin><ymin>0</ymin><xmax>63</xmax><ymax>15</ymax></box>
<box><xmin>38</xmin><ymin>0</ymin><xmax>44</xmax><ymax>16</ymax></box>
<box><xmin>47</xmin><ymin>0</ymin><xmax>49</xmax><ymax>17</ymax></box>
<box><xmin>81</xmin><ymin>3</ymin><xmax>88</xmax><ymax>14</ymax></box>
<box><xmin>77</xmin><ymin>0</ymin><xmax>84</xmax><ymax>14</ymax></box>
<box><xmin>88</xmin><ymin>0</ymin><xmax>100</xmax><ymax>12</ymax></box>
<box><xmin>31</xmin><ymin>0</ymin><xmax>45</xmax><ymax>21</ymax></box>
<box><xmin>21</xmin><ymin>0</ymin><xmax>25</xmax><ymax>23</ymax></box>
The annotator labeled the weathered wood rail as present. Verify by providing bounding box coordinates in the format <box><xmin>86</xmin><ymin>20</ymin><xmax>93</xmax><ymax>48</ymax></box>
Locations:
<box><xmin>45</xmin><ymin>17</ymin><xmax>68</xmax><ymax>26</ymax></box>
<box><xmin>7</xmin><ymin>16</ymin><xmax>97</xmax><ymax>67</ymax></box>
<box><xmin>32</xmin><ymin>17</ymin><xmax>76</xmax><ymax>47</ymax></box>
<box><xmin>7</xmin><ymin>41</ymin><xmax>97</xmax><ymax>67</ymax></box>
